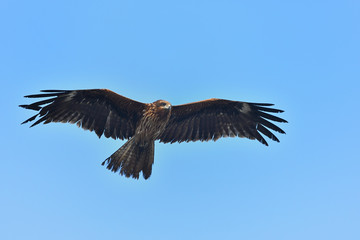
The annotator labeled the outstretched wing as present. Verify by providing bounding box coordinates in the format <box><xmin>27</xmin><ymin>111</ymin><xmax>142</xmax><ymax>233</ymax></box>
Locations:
<box><xmin>157</xmin><ymin>98</ymin><xmax>287</xmax><ymax>146</ymax></box>
<box><xmin>20</xmin><ymin>89</ymin><xmax>146</xmax><ymax>140</ymax></box>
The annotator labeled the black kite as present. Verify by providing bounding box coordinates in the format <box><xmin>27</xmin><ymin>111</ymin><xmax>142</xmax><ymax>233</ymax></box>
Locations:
<box><xmin>20</xmin><ymin>89</ymin><xmax>287</xmax><ymax>179</ymax></box>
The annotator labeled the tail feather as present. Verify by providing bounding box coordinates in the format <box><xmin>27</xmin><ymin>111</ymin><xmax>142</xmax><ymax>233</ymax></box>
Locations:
<box><xmin>142</xmin><ymin>142</ymin><xmax>154</xmax><ymax>179</ymax></box>
<box><xmin>102</xmin><ymin>138</ymin><xmax>155</xmax><ymax>179</ymax></box>
<box><xmin>134</xmin><ymin>141</ymin><xmax>154</xmax><ymax>179</ymax></box>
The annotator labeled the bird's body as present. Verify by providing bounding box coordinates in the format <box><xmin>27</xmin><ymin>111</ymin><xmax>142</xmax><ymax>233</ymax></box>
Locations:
<box><xmin>103</xmin><ymin>100</ymin><xmax>172</xmax><ymax>178</ymax></box>
<box><xmin>20</xmin><ymin>89</ymin><xmax>287</xmax><ymax>179</ymax></box>
<box><xmin>136</xmin><ymin>100</ymin><xmax>172</xmax><ymax>142</ymax></box>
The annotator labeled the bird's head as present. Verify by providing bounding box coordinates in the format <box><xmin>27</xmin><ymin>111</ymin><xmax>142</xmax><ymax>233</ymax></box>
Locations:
<box><xmin>154</xmin><ymin>100</ymin><xmax>172</xmax><ymax>110</ymax></box>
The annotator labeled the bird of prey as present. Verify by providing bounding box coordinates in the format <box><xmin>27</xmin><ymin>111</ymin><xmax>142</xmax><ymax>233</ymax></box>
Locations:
<box><xmin>20</xmin><ymin>89</ymin><xmax>287</xmax><ymax>179</ymax></box>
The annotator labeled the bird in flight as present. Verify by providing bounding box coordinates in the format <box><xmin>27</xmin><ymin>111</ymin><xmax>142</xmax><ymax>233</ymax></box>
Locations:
<box><xmin>20</xmin><ymin>89</ymin><xmax>287</xmax><ymax>179</ymax></box>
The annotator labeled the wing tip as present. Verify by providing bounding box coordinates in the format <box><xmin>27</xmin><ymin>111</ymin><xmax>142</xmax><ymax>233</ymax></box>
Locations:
<box><xmin>40</xmin><ymin>89</ymin><xmax>69</xmax><ymax>93</ymax></box>
<box><xmin>253</xmin><ymin>103</ymin><xmax>274</xmax><ymax>107</ymax></box>
<box><xmin>24</xmin><ymin>90</ymin><xmax>70</xmax><ymax>98</ymax></box>
<box><xmin>259</xmin><ymin>138</ymin><xmax>269</xmax><ymax>146</ymax></box>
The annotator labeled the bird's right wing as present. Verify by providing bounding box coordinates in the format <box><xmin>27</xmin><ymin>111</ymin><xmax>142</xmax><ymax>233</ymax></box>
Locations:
<box><xmin>158</xmin><ymin>98</ymin><xmax>287</xmax><ymax>146</ymax></box>
<box><xmin>20</xmin><ymin>89</ymin><xmax>147</xmax><ymax>140</ymax></box>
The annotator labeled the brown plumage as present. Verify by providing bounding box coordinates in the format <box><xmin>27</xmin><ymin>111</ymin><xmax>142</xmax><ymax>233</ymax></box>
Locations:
<box><xmin>20</xmin><ymin>89</ymin><xmax>287</xmax><ymax>179</ymax></box>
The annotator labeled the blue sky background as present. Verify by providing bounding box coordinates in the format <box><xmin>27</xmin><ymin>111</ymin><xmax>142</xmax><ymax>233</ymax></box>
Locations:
<box><xmin>1</xmin><ymin>0</ymin><xmax>359</xmax><ymax>239</ymax></box>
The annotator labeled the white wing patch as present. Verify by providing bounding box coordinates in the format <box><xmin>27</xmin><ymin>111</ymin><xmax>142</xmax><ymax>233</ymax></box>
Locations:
<box><xmin>64</xmin><ymin>91</ymin><xmax>76</xmax><ymax>102</ymax></box>
<box><xmin>240</xmin><ymin>103</ymin><xmax>251</xmax><ymax>113</ymax></box>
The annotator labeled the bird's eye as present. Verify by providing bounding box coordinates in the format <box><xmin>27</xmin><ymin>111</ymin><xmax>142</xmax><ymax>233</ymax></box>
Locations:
<box><xmin>160</xmin><ymin>102</ymin><xmax>166</xmax><ymax>106</ymax></box>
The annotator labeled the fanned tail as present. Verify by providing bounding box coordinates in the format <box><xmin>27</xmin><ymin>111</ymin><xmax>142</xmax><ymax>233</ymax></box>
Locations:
<box><xmin>102</xmin><ymin>138</ymin><xmax>155</xmax><ymax>179</ymax></box>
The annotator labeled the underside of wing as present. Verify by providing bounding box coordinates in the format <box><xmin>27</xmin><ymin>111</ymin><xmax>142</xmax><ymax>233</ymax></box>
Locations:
<box><xmin>20</xmin><ymin>89</ymin><xmax>146</xmax><ymax>140</ymax></box>
<box><xmin>158</xmin><ymin>99</ymin><xmax>287</xmax><ymax>146</ymax></box>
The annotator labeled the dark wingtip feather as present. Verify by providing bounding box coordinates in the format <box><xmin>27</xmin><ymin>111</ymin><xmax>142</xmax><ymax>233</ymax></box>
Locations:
<box><xmin>29</xmin><ymin>115</ymin><xmax>47</xmax><ymax>127</ymax></box>
<box><xmin>24</xmin><ymin>90</ymin><xmax>69</xmax><ymax>98</ymax></box>
<box><xmin>252</xmin><ymin>103</ymin><xmax>274</xmax><ymax>106</ymax></box>
<box><xmin>19</xmin><ymin>104</ymin><xmax>41</xmax><ymax>111</ymax></box>
<box><xmin>40</xmin><ymin>90</ymin><xmax>68</xmax><ymax>93</ymax></box>
<box><xmin>101</xmin><ymin>158</ymin><xmax>108</xmax><ymax>166</ymax></box>
<box><xmin>24</xmin><ymin>93</ymin><xmax>61</xmax><ymax>98</ymax></box>
<box><xmin>253</xmin><ymin>129</ymin><xmax>269</xmax><ymax>146</ymax></box>
<box><xmin>255</xmin><ymin>106</ymin><xmax>284</xmax><ymax>113</ymax></box>
<box><xmin>258</xmin><ymin>111</ymin><xmax>287</xmax><ymax>123</ymax></box>
<box><xmin>21</xmin><ymin>114</ymin><xmax>38</xmax><ymax>125</ymax></box>
<box><xmin>257</xmin><ymin>124</ymin><xmax>280</xmax><ymax>143</ymax></box>
<box><xmin>258</xmin><ymin>137</ymin><xmax>269</xmax><ymax>146</ymax></box>
<box><xmin>250</xmin><ymin>103</ymin><xmax>288</xmax><ymax>138</ymax></box>
<box><xmin>253</xmin><ymin>114</ymin><xmax>286</xmax><ymax>145</ymax></box>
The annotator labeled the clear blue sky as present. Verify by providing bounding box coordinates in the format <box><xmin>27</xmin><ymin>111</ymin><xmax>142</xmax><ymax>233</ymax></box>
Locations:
<box><xmin>1</xmin><ymin>1</ymin><xmax>359</xmax><ymax>239</ymax></box>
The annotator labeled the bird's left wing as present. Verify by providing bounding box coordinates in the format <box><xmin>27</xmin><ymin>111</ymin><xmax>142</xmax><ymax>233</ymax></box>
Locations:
<box><xmin>157</xmin><ymin>98</ymin><xmax>287</xmax><ymax>146</ymax></box>
<box><xmin>20</xmin><ymin>89</ymin><xmax>146</xmax><ymax>140</ymax></box>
